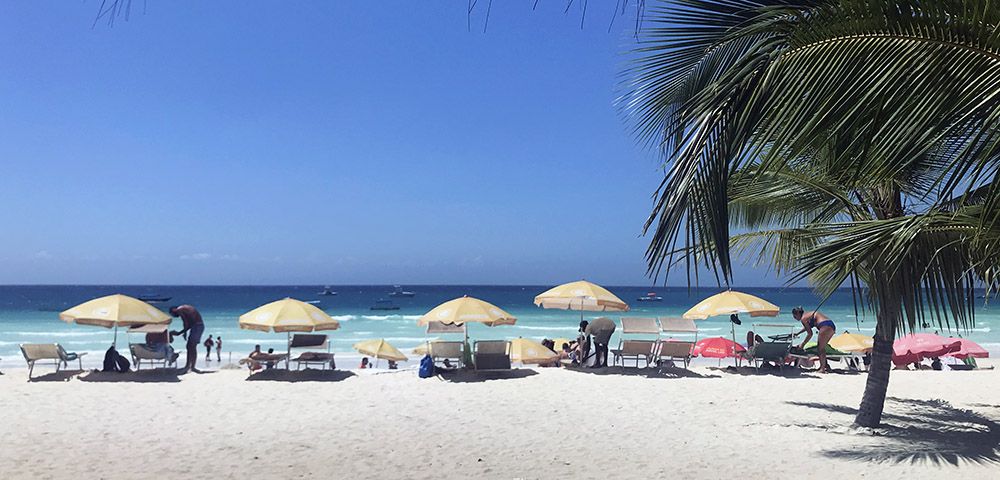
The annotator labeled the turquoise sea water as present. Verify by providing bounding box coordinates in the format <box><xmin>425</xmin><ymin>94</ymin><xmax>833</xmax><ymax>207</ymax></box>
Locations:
<box><xmin>0</xmin><ymin>285</ymin><xmax>996</xmax><ymax>369</ymax></box>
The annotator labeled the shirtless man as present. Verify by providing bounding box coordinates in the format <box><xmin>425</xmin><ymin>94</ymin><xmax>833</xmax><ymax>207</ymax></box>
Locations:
<box><xmin>169</xmin><ymin>304</ymin><xmax>205</xmax><ymax>374</ymax></box>
<box><xmin>793</xmin><ymin>306</ymin><xmax>837</xmax><ymax>373</ymax></box>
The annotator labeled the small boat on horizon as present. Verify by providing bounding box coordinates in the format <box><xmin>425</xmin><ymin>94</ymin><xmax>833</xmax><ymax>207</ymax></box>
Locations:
<box><xmin>137</xmin><ymin>294</ymin><xmax>172</xmax><ymax>304</ymax></box>
<box><xmin>636</xmin><ymin>292</ymin><xmax>663</xmax><ymax>302</ymax></box>
<box><xmin>318</xmin><ymin>286</ymin><xmax>338</xmax><ymax>296</ymax></box>
<box><xmin>370</xmin><ymin>299</ymin><xmax>400</xmax><ymax>311</ymax></box>
<box><xmin>388</xmin><ymin>285</ymin><xmax>415</xmax><ymax>297</ymax></box>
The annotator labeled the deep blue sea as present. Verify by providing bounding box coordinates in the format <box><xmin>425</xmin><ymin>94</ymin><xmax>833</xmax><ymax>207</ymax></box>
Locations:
<box><xmin>0</xmin><ymin>285</ymin><xmax>995</xmax><ymax>368</ymax></box>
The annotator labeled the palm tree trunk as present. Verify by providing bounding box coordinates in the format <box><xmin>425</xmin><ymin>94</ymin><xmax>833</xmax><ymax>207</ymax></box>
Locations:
<box><xmin>854</xmin><ymin>283</ymin><xmax>900</xmax><ymax>427</ymax></box>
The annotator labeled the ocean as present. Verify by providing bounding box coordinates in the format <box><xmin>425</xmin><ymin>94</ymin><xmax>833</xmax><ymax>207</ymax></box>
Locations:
<box><xmin>1</xmin><ymin>285</ymin><xmax>996</xmax><ymax>369</ymax></box>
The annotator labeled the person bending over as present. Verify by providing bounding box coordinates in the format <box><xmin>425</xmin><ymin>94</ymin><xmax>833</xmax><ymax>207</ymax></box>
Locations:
<box><xmin>793</xmin><ymin>306</ymin><xmax>836</xmax><ymax>373</ymax></box>
<box><xmin>169</xmin><ymin>304</ymin><xmax>205</xmax><ymax>374</ymax></box>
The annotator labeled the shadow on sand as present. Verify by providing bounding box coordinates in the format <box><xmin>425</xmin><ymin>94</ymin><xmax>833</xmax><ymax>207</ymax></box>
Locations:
<box><xmin>788</xmin><ymin>397</ymin><xmax>1000</xmax><ymax>466</ymax></box>
<box><xmin>710</xmin><ymin>365</ymin><xmax>822</xmax><ymax>379</ymax></box>
<box><xmin>27</xmin><ymin>370</ymin><xmax>85</xmax><ymax>382</ymax></box>
<box><xmin>565</xmin><ymin>365</ymin><xmax>721</xmax><ymax>379</ymax></box>
<box><xmin>246</xmin><ymin>369</ymin><xmax>356</xmax><ymax>383</ymax></box>
<box><xmin>438</xmin><ymin>369</ymin><xmax>538</xmax><ymax>383</ymax></box>
<box><xmin>79</xmin><ymin>369</ymin><xmax>184</xmax><ymax>383</ymax></box>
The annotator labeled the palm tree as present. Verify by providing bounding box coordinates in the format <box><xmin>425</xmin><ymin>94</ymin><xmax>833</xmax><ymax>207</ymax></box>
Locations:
<box><xmin>621</xmin><ymin>0</ymin><xmax>1000</xmax><ymax>427</ymax></box>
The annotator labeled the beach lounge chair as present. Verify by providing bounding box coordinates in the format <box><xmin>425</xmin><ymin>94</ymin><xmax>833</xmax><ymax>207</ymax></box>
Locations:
<box><xmin>655</xmin><ymin>317</ymin><xmax>698</xmax><ymax>369</ymax></box>
<box><xmin>20</xmin><ymin>343</ymin><xmax>87</xmax><ymax>379</ymax></box>
<box><xmin>610</xmin><ymin>317</ymin><xmax>659</xmax><ymax>367</ymax></box>
<box><xmin>748</xmin><ymin>341</ymin><xmax>792</xmax><ymax>371</ymax></box>
<box><xmin>473</xmin><ymin>340</ymin><xmax>511</xmax><ymax>371</ymax></box>
<box><xmin>129</xmin><ymin>344</ymin><xmax>176</xmax><ymax>370</ymax></box>
<box><xmin>240</xmin><ymin>353</ymin><xmax>290</xmax><ymax>372</ymax></box>
<box><xmin>426</xmin><ymin>341</ymin><xmax>466</xmax><ymax>370</ymax></box>
<box><xmin>612</xmin><ymin>340</ymin><xmax>656</xmax><ymax>367</ymax></box>
<box><xmin>289</xmin><ymin>334</ymin><xmax>335</xmax><ymax>370</ymax></box>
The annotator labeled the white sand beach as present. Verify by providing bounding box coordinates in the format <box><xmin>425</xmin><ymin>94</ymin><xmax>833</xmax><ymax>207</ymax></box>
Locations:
<box><xmin>1</xmin><ymin>364</ymin><xmax>998</xmax><ymax>479</ymax></box>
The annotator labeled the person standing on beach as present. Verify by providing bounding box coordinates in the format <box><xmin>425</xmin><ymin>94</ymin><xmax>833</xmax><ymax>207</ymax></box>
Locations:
<box><xmin>169</xmin><ymin>304</ymin><xmax>205</xmax><ymax>374</ymax></box>
<box><xmin>216</xmin><ymin>336</ymin><xmax>222</xmax><ymax>362</ymax></box>
<box><xmin>793</xmin><ymin>306</ymin><xmax>836</xmax><ymax>373</ymax></box>
<box><xmin>204</xmin><ymin>335</ymin><xmax>215</xmax><ymax>363</ymax></box>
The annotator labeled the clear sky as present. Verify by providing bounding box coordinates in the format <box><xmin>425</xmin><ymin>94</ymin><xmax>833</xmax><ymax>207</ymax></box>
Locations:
<box><xmin>0</xmin><ymin>1</ymin><xmax>779</xmax><ymax>286</ymax></box>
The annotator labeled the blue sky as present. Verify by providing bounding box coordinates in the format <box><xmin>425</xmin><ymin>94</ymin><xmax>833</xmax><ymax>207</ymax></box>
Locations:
<box><xmin>0</xmin><ymin>1</ymin><xmax>777</xmax><ymax>286</ymax></box>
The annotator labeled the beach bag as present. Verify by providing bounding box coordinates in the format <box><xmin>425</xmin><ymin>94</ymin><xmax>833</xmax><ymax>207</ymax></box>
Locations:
<box><xmin>102</xmin><ymin>346</ymin><xmax>130</xmax><ymax>373</ymax></box>
<box><xmin>418</xmin><ymin>354</ymin><xmax>435</xmax><ymax>378</ymax></box>
<box><xmin>102</xmin><ymin>346</ymin><xmax>118</xmax><ymax>372</ymax></box>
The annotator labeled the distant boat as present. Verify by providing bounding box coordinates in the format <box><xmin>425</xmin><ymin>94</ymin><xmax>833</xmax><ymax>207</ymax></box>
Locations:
<box><xmin>317</xmin><ymin>286</ymin><xmax>338</xmax><ymax>296</ymax></box>
<box><xmin>305</xmin><ymin>300</ymin><xmax>322</xmax><ymax>305</ymax></box>
<box><xmin>137</xmin><ymin>294</ymin><xmax>172</xmax><ymax>303</ymax></box>
<box><xmin>370</xmin><ymin>299</ymin><xmax>400</xmax><ymax>311</ymax></box>
<box><xmin>388</xmin><ymin>285</ymin><xmax>415</xmax><ymax>297</ymax></box>
<box><xmin>636</xmin><ymin>292</ymin><xmax>663</xmax><ymax>302</ymax></box>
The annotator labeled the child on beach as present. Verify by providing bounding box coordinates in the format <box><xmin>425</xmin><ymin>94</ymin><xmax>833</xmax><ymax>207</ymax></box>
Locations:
<box><xmin>204</xmin><ymin>335</ymin><xmax>215</xmax><ymax>362</ymax></box>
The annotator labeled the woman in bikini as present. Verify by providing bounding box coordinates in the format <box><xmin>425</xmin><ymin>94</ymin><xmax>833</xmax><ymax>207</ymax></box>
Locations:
<box><xmin>793</xmin><ymin>306</ymin><xmax>836</xmax><ymax>373</ymax></box>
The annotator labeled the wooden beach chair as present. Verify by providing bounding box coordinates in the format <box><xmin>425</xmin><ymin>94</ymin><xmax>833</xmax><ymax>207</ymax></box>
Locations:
<box><xmin>655</xmin><ymin>317</ymin><xmax>698</xmax><ymax>370</ymax></box>
<box><xmin>289</xmin><ymin>334</ymin><xmax>335</xmax><ymax>370</ymax></box>
<box><xmin>20</xmin><ymin>343</ymin><xmax>87</xmax><ymax>379</ymax></box>
<box><xmin>611</xmin><ymin>317</ymin><xmax>659</xmax><ymax>367</ymax></box>
<box><xmin>473</xmin><ymin>340</ymin><xmax>511</xmax><ymax>371</ymax></box>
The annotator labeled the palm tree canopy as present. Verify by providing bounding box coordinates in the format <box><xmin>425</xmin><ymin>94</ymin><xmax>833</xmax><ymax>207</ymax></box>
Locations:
<box><xmin>622</xmin><ymin>0</ymin><xmax>1000</xmax><ymax>333</ymax></box>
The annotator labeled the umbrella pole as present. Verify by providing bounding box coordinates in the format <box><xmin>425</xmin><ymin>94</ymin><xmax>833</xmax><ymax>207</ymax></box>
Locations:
<box><xmin>113</xmin><ymin>324</ymin><xmax>118</xmax><ymax>348</ymax></box>
<box><xmin>287</xmin><ymin>331</ymin><xmax>291</xmax><ymax>371</ymax></box>
<box><xmin>731</xmin><ymin>321</ymin><xmax>739</xmax><ymax>368</ymax></box>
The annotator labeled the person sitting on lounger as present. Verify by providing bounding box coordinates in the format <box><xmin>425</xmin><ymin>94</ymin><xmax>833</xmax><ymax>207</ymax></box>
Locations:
<box><xmin>793</xmin><ymin>306</ymin><xmax>836</xmax><ymax>373</ymax></box>
<box><xmin>360</xmin><ymin>357</ymin><xmax>370</xmax><ymax>369</ymax></box>
<box><xmin>388</xmin><ymin>360</ymin><xmax>398</xmax><ymax>370</ymax></box>
<box><xmin>243</xmin><ymin>344</ymin><xmax>265</xmax><ymax>371</ymax></box>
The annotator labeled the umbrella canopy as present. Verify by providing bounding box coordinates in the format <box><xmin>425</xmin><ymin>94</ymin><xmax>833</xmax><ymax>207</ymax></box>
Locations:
<box><xmin>509</xmin><ymin>338</ymin><xmax>558</xmax><ymax>364</ymax></box>
<box><xmin>533</xmin><ymin>280</ymin><xmax>629</xmax><ymax>312</ymax></box>
<box><xmin>692</xmin><ymin>336</ymin><xmax>747</xmax><ymax>358</ymax></box>
<box><xmin>944</xmin><ymin>338</ymin><xmax>989</xmax><ymax>359</ymax></box>
<box><xmin>829</xmin><ymin>332</ymin><xmax>874</xmax><ymax>353</ymax></box>
<box><xmin>354</xmin><ymin>339</ymin><xmax>408</xmax><ymax>362</ymax></box>
<box><xmin>892</xmin><ymin>333</ymin><xmax>961</xmax><ymax>365</ymax></box>
<box><xmin>683</xmin><ymin>290</ymin><xmax>779</xmax><ymax>320</ymax></box>
<box><xmin>60</xmin><ymin>294</ymin><xmax>171</xmax><ymax>328</ymax></box>
<box><xmin>238</xmin><ymin>297</ymin><xmax>340</xmax><ymax>333</ymax></box>
<box><xmin>416</xmin><ymin>296</ymin><xmax>516</xmax><ymax>327</ymax></box>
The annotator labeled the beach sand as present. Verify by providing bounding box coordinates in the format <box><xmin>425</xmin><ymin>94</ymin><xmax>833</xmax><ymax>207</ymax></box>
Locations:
<box><xmin>1</xmin><ymin>364</ymin><xmax>998</xmax><ymax>479</ymax></box>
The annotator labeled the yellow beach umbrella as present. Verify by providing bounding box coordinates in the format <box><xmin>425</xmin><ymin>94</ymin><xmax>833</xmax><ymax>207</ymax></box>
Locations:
<box><xmin>416</xmin><ymin>296</ymin><xmax>516</xmax><ymax>327</ymax></box>
<box><xmin>829</xmin><ymin>332</ymin><xmax>874</xmax><ymax>353</ymax></box>
<box><xmin>510</xmin><ymin>338</ymin><xmax>558</xmax><ymax>364</ymax></box>
<box><xmin>239</xmin><ymin>298</ymin><xmax>340</xmax><ymax>370</ymax></box>
<box><xmin>60</xmin><ymin>294</ymin><xmax>171</xmax><ymax>328</ymax></box>
<box><xmin>60</xmin><ymin>294</ymin><xmax>171</xmax><ymax>346</ymax></box>
<box><xmin>682</xmin><ymin>290</ymin><xmax>779</xmax><ymax>320</ymax></box>
<box><xmin>238</xmin><ymin>297</ymin><xmax>340</xmax><ymax>333</ymax></box>
<box><xmin>354</xmin><ymin>339</ymin><xmax>408</xmax><ymax>362</ymax></box>
<box><xmin>534</xmin><ymin>280</ymin><xmax>629</xmax><ymax>313</ymax></box>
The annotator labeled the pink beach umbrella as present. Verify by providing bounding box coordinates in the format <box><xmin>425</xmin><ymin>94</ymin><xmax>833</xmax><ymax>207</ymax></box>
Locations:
<box><xmin>892</xmin><ymin>333</ymin><xmax>962</xmax><ymax>365</ymax></box>
<box><xmin>944</xmin><ymin>338</ymin><xmax>989</xmax><ymax>359</ymax></box>
<box><xmin>693</xmin><ymin>336</ymin><xmax>747</xmax><ymax>359</ymax></box>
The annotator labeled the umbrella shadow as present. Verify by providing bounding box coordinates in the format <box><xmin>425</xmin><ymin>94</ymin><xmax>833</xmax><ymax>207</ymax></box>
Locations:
<box><xmin>788</xmin><ymin>397</ymin><xmax>1000</xmax><ymax>466</ymax></box>
<box><xmin>711</xmin><ymin>365</ymin><xmax>820</xmax><ymax>379</ymax></box>
<box><xmin>27</xmin><ymin>370</ymin><xmax>85</xmax><ymax>382</ymax></box>
<box><xmin>79</xmin><ymin>369</ymin><xmax>183</xmax><ymax>383</ymax></box>
<box><xmin>566</xmin><ymin>365</ymin><xmax>720</xmax><ymax>379</ymax></box>
<box><xmin>246</xmin><ymin>369</ymin><xmax>356</xmax><ymax>383</ymax></box>
<box><xmin>439</xmin><ymin>369</ymin><xmax>538</xmax><ymax>383</ymax></box>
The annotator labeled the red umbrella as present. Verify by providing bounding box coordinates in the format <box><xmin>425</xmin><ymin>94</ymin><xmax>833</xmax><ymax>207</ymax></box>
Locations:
<box><xmin>944</xmin><ymin>338</ymin><xmax>989</xmax><ymax>359</ymax></box>
<box><xmin>892</xmin><ymin>333</ymin><xmax>961</xmax><ymax>365</ymax></box>
<box><xmin>693</xmin><ymin>336</ymin><xmax>747</xmax><ymax>359</ymax></box>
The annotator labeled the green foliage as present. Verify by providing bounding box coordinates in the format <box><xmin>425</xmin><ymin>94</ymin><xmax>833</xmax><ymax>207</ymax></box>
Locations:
<box><xmin>622</xmin><ymin>0</ymin><xmax>1000</xmax><ymax>334</ymax></box>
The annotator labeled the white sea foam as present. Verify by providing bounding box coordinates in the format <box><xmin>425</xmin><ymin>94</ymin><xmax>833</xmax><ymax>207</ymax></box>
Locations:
<box><xmin>5</xmin><ymin>331</ymin><xmax>106</xmax><ymax>337</ymax></box>
<box><xmin>330</xmin><ymin>315</ymin><xmax>356</xmax><ymax>322</ymax></box>
<box><xmin>514</xmin><ymin>325</ymin><xmax>578</xmax><ymax>331</ymax></box>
